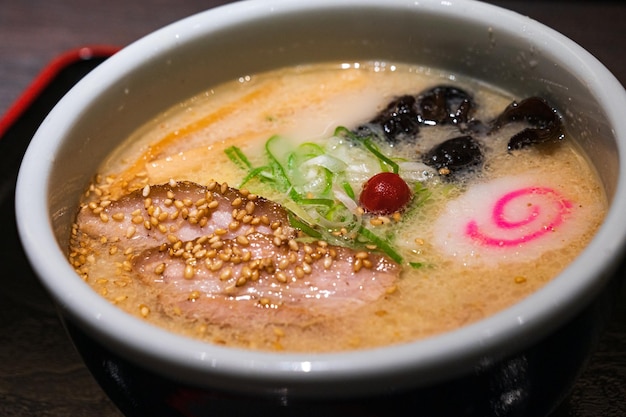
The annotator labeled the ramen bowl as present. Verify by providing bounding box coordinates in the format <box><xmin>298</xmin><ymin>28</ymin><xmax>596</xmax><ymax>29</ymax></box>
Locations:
<box><xmin>15</xmin><ymin>0</ymin><xmax>626</xmax><ymax>416</ymax></box>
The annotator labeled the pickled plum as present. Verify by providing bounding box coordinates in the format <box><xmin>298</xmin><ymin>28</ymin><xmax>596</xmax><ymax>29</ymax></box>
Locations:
<box><xmin>359</xmin><ymin>172</ymin><xmax>412</xmax><ymax>214</ymax></box>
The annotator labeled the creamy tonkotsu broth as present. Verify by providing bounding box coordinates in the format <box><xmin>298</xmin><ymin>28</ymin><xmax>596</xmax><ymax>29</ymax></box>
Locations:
<box><xmin>69</xmin><ymin>62</ymin><xmax>607</xmax><ymax>352</ymax></box>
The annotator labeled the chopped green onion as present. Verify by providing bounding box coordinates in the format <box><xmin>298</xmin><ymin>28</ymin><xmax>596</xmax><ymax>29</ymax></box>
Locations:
<box><xmin>342</xmin><ymin>181</ymin><xmax>355</xmax><ymax>199</ymax></box>
<box><xmin>361</xmin><ymin>138</ymin><xmax>399</xmax><ymax>174</ymax></box>
<box><xmin>225</xmin><ymin>145</ymin><xmax>253</xmax><ymax>170</ymax></box>
<box><xmin>239</xmin><ymin>166</ymin><xmax>271</xmax><ymax>188</ymax></box>
<box><xmin>223</xmin><ymin>126</ymin><xmax>435</xmax><ymax>268</ymax></box>
<box><xmin>299</xmin><ymin>198</ymin><xmax>335</xmax><ymax>207</ymax></box>
<box><xmin>357</xmin><ymin>226</ymin><xmax>403</xmax><ymax>264</ymax></box>
<box><xmin>288</xmin><ymin>212</ymin><xmax>323</xmax><ymax>239</ymax></box>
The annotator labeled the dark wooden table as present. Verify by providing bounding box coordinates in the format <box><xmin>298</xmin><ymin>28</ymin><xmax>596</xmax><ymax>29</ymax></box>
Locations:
<box><xmin>1</xmin><ymin>1</ymin><xmax>624</xmax><ymax>416</ymax></box>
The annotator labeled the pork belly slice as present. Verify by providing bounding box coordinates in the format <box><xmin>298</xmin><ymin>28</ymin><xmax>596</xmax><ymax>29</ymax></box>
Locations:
<box><xmin>133</xmin><ymin>232</ymin><xmax>400</xmax><ymax>327</ymax></box>
<box><xmin>76</xmin><ymin>181</ymin><xmax>295</xmax><ymax>251</ymax></box>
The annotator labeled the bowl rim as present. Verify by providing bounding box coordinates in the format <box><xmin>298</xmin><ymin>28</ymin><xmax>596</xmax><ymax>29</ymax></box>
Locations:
<box><xmin>15</xmin><ymin>0</ymin><xmax>626</xmax><ymax>395</ymax></box>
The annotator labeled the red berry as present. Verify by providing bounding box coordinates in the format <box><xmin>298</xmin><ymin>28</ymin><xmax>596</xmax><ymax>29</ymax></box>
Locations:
<box><xmin>359</xmin><ymin>172</ymin><xmax>412</xmax><ymax>214</ymax></box>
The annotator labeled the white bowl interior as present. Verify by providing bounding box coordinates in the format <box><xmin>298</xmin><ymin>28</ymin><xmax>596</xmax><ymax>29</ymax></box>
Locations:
<box><xmin>16</xmin><ymin>0</ymin><xmax>626</xmax><ymax>397</ymax></box>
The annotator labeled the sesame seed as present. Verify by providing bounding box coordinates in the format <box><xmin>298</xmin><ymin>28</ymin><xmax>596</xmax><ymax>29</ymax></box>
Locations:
<box><xmin>184</xmin><ymin>264</ymin><xmax>195</xmax><ymax>279</ymax></box>
<box><xmin>139</xmin><ymin>304</ymin><xmax>150</xmax><ymax>317</ymax></box>
<box><xmin>211</xmin><ymin>237</ymin><xmax>228</xmax><ymax>249</ymax></box>
<box><xmin>154</xmin><ymin>263</ymin><xmax>166</xmax><ymax>274</ymax></box>
<box><xmin>276</xmin><ymin>271</ymin><xmax>288</xmax><ymax>283</ymax></box>
<box><xmin>385</xmin><ymin>285</ymin><xmax>398</xmax><ymax>294</ymax></box>
<box><xmin>241</xmin><ymin>266</ymin><xmax>253</xmax><ymax>278</ymax></box>
<box><xmin>236</xmin><ymin>235</ymin><xmax>250</xmax><ymax>246</ymax></box>
<box><xmin>295</xmin><ymin>266</ymin><xmax>305</xmax><ymax>279</ymax></box>
<box><xmin>208</xmin><ymin>259</ymin><xmax>224</xmax><ymax>271</ymax></box>
<box><xmin>125</xmin><ymin>226</ymin><xmax>136</xmax><ymax>239</ymax></box>
<box><xmin>370</xmin><ymin>218</ymin><xmax>384</xmax><ymax>226</ymax></box>
<box><xmin>220</xmin><ymin>267</ymin><xmax>232</xmax><ymax>281</ymax></box>
<box><xmin>112</xmin><ymin>212</ymin><xmax>125</xmax><ymax>221</ymax></box>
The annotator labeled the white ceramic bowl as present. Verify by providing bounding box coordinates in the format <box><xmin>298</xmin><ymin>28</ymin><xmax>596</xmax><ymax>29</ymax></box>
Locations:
<box><xmin>16</xmin><ymin>0</ymin><xmax>626</xmax><ymax>415</ymax></box>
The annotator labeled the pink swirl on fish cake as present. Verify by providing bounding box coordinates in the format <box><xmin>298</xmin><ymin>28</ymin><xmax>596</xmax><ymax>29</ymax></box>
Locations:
<box><xmin>466</xmin><ymin>186</ymin><xmax>573</xmax><ymax>247</ymax></box>
<box><xmin>431</xmin><ymin>175</ymin><xmax>592</xmax><ymax>266</ymax></box>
